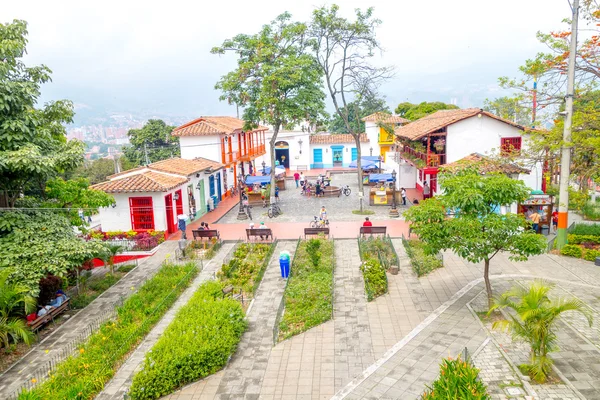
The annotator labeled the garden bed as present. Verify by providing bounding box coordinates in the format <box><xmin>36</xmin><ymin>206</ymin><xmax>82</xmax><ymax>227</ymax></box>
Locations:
<box><xmin>402</xmin><ymin>237</ymin><xmax>443</xmax><ymax>277</ymax></box>
<box><xmin>69</xmin><ymin>263</ymin><xmax>137</xmax><ymax>309</ymax></box>
<box><xmin>278</xmin><ymin>237</ymin><xmax>334</xmax><ymax>341</ymax></box>
<box><xmin>560</xmin><ymin>225</ymin><xmax>600</xmax><ymax>261</ymax></box>
<box><xmin>358</xmin><ymin>236</ymin><xmax>396</xmax><ymax>301</ymax></box>
<box><xmin>86</xmin><ymin>230</ymin><xmax>166</xmax><ymax>251</ymax></box>
<box><xmin>183</xmin><ymin>239</ymin><xmax>222</xmax><ymax>260</ymax></box>
<box><xmin>18</xmin><ymin>262</ymin><xmax>198</xmax><ymax>400</ymax></box>
<box><xmin>217</xmin><ymin>242</ymin><xmax>276</xmax><ymax>298</ymax></box>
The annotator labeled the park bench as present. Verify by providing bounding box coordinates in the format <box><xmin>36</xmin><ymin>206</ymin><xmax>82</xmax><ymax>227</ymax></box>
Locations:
<box><xmin>246</xmin><ymin>228</ymin><xmax>273</xmax><ymax>242</ymax></box>
<box><xmin>222</xmin><ymin>285</ymin><xmax>244</xmax><ymax>304</ymax></box>
<box><xmin>192</xmin><ymin>229</ymin><xmax>220</xmax><ymax>241</ymax></box>
<box><xmin>359</xmin><ymin>226</ymin><xmax>387</xmax><ymax>237</ymax></box>
<box><xmin>27</xmin><ymin>298</ymin><xmax>71</xmax><ymax>333</ymax></box>
<box><xmin>304</xmin><ymin>227</ymin><xmax>330</xmax><ymax>239</ymax></box>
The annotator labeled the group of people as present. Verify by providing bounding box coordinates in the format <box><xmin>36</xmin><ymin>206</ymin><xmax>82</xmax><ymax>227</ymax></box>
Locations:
<box><xmin>525</xmin><ymin>207</ymin><xmax>559</xmax><ymax>234</ymax></box>
<box><xmin>249</xmin><ymin>221</ymin><xmax>269</xmax><ymax>240</ymax></box>
<box><xmin>198</xmin><ymin>221</ymin><xmax>211</xmax><ymax>230</ymax></box>
<box><xmin>295</xmin><ymin>171</ymin><xmax>331</xmax><ymax>198</ymax></box>
<box><xmin>27</xmin><ymin>290</ymin><xmax>69</xmax><ymax>322</ymax></box>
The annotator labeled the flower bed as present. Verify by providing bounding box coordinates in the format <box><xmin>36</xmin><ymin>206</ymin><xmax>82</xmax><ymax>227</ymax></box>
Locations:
<box><xmin>217</xmin><ymin>242</ymin><xmax>275</xmax><ymax>297</ymax></box>
<box><xmin>403</xmin><ymin>237</ymin><xmax>443</xmax><ymax>277</ymax></box>
<box><xmin>70</xmin><ymin>264</ymin><xmax>137</xmax><ymax>309</ymax></box>
<box><xmin>185</xmin><ymin>238</ymin><xmax>222</xmax><ymax>260</ymax></box>
<box><xmin>19</xmin><ymin>262</ymin><xmax>198</xmax><ymax>400</ymax></box>
<box><xmin>559</xmin><ymin>226</ymin><xmax>600</xmax><ymax>261</ymax></box>
<box><xmin>358</xmin><ymin>236</ymin><xmax>395</xmax><ymax>301</ymax></box>
<box><xmin>278</xmin><ymin>238</ymin><xmax>334</xmax><ymax>340</ymax></box>
<box><xmin>87</xmin><ymin>230</ymin><xmax>166</xmax><ymax>251</ymax></box>
<box><xmin>128</xmin><ymin>281</ymin><xmax>246</xmax><ymax>400</ymax></box>
<box><xmin>422</xmin><ymin>356</ymin><xmax>490</xmax><ymax>399</ymax></box>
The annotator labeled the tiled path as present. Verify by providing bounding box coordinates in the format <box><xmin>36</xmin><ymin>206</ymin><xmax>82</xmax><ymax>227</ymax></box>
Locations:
<box><xmin>0</xmin><ymin>241</ymin><xmax>179</xmax><ymax>399</ymax></box>
<box><xmin>97</xmin><ymin>242</ymin><xmax>236</xmax><ymax>399</ymax></box>
<box><xmin>164</xmin><ymin>241</ymin><xmax>294</xmax><ymax>399</ymax></box>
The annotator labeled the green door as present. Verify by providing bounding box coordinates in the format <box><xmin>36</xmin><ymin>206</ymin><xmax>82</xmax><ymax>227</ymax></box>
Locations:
<box><xmin>198</xmin><ymin>179</ymin><xmax>206</xmax><ymax>215</ymax></box>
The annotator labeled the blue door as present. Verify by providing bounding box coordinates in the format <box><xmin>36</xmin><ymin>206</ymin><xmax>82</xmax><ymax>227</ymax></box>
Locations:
<box><xmin>313</xmin><ymin>148</ymin><xmax>323</xmax><ymax>168</ymax></box>
<box><xmin>351</xmin><ymin>148</ymin><xmax>358</xmax><ymax>161</ymax></box>
<box><xmin>216</xmin><ymin>172</ymin><xmax>222</xmax><ymax>205</ymax></box>
<box><xmin>209</xmin><ymin>175</ymin><xmax>215</xmax><ymax>197</ymax></box>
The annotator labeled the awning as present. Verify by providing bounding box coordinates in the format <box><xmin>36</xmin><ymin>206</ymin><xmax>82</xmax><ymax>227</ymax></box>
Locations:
<box><xmin>369</xmin><ymin>173</ymin><xmax>394</xmax><ymax>183</ymax></box>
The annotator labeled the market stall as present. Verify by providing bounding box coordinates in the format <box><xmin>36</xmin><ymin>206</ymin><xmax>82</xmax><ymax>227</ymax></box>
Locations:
<box><xmin>518</xmin><ymin>192</ymin><xmax>553</xmax><ymax>234</ymax></box>
<box><xmin>368</xmin><ymin>175</ymin><xmax>396</xmax><ymax>206</ymax></box>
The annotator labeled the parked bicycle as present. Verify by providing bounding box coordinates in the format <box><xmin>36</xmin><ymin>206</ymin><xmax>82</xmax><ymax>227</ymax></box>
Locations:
<box><xmin>310</xmin><ymin>216</ymin><xmax>329</xmax><ymax>228</ymax></box>
<box><xmin>268</xmin><ymin>202</ymin><xmax>282</xmax><ymax>218</ymax></box>
<box><xmin>342</xmin><ymin>185</ymin><xmax>351</xmax><ymax>196</ymax></box>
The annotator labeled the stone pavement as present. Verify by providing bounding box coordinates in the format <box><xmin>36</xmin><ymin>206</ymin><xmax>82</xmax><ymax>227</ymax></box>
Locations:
<box><xmin>97</xmin><ymin>242</ymin><xmax>236</xmax><ymax>400</ymax></box>
<box><xmin>0</xmin><ymin>240</ymin><xmax>180</xmax><ymax>399</ymax></box>
<box><xmin>164</xmin><ymin>240</ymin><xmax>295</xmax><ymax>399</ymax></box>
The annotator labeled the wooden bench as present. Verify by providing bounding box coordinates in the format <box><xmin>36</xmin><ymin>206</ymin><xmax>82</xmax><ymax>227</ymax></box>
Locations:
<box><xmin>359</xmin><ymin>226</ymin><xmax>387</xmax><ymax>237</ymax></box>
<box><xmin>246</xmin><ymin>228</ymin><xmax>273</xmax><ymax>242</ymax></box>
<box><xmin>192</xmin><ymin>229</ymin><xmax>220</xmax><ymax>241</ymax></box>
<box><xmin>27</xmin><ymin>298</ymin><xmax>71</xmax><ymax>332</ymax></box>
<box><xmin>304</xmin><ymin>227</ymin><xmax>330</xmax><ymax>238</ymax></box>
<box><xmin>222</xmin><ymin>285</ymin><xmax>244</xmax><ymax>303</ymax></box>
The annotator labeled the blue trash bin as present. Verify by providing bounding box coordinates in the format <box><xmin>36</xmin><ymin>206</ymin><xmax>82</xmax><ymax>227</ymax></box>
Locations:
<box><xmin>279</xmin><ymin>256</ymin><xmax>290</xmax><ymax>278</ymax></box>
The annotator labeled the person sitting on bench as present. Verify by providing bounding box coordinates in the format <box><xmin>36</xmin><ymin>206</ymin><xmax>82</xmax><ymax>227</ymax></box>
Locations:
<box><xmin>258</xmin><ymin>221</ymin><xmax>268</xmax><ymax>240</ymax></box>
<box><xmin>49</xmin><ymin>290</ymin><xmax>67</xmax><ymax>308</ymax></box>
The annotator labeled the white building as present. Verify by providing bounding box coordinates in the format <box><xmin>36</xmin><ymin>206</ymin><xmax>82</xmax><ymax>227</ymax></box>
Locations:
<box><xmin>393</xmin><ymin>108</ymin><xmax>545</xmax><ymax>197</ymax></box>
<box><xmin>362</xmin><ymin>112</ymin><xmax>409</xmax><ymax>162</ymax></box>
<box><xmin>307</xmin><ymin>133</ymin><xmax>371</xmax><ymax>168</ymax></box>
<box><xmin>92</xmin><ymin>158</ymin><xmax>223</xmax><ymax>235</ymax></box>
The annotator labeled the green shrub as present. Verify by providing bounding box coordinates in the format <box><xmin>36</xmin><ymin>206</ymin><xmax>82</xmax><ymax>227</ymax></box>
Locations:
<box><xmin>422</xmin><ymin>356</ymin><xmax>490</xmax><ymax>399</ymax></box>
<box><xmin>583</xmin><ymin>249</ymin><xmax>600</xmax><ymax>261</ymax></box>
<box><xmin>279</xmin><ymin>239</ymin><xmax>334</xmax><ymax>340</ymax></box>
<box><xmin>582</xmin><ymin>203</ymin><xmax>600</xmax><ymax>221</ymax></box>
<box><xmin>570</xmin><ymin>223</ymin><xmax>600</xmax><ymax>236</ymax></box>
<box><xmin>567</xmin><ymin>234</ymin><xmax>600</xmax><ymax>245</ymax></box>
<box><xmin>217</xmin><ymin>243</ymin><xmax>274</xmax><ymax>296</ymax></box>
<box><xmin>358</xmin><ymin>236</ymin><xmax>398</xmax><ymax>269</ymax></box>
<box><xmin>404</xmin><ymin>239</ymin><xmax>443</xmax><ymax>277</ymax></box>
<box><xmin>20</xmin><ymin>262</ymin><xmax>198</xmax><ymax>400</ymax></box>
<box><xmin>360</xmin><ymin>258</ymin><xmax>387</xmax><ymax>301</ymax></box>
<box><xmin>305</xmin><ymin>239</ymin><xmax>322</xmax><ymax>267</ymax></box>
<box><xmin>128</xmin><ymin>281</ymin><xmax>246</xmax><ymax>400</ymax></box>
<box><xmin>118</xmin><ymin>264</ymin><xmax>137</xmax><ymax>273</ymax></box>
<box><xmin>560</xmin><ymin>244</ymin><xmax>583</xmax><ymax>258</ymax></box>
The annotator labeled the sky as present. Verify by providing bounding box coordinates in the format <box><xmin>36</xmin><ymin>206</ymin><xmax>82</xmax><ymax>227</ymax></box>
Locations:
<box><xmin>4</xmin><ymin>0</ymin><xmax>570</xmax><ymax>124</ymax></box>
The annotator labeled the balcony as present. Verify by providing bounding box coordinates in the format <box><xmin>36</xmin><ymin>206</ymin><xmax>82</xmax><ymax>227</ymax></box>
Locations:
<box><xmin>401</xmin><ymin>145</ymin><xmax>446</xmax><ymax>168</ymax></box>
<box><xmin>223</xmin><ymin>145</ymin><xmax>267</xmax><ymax>164</ymax></box>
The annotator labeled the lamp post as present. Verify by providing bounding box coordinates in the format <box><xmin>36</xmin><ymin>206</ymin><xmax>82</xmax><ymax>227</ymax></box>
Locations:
<box><xmin>236</xmin><ymin>173</ymin><xmax>248</xmax><ymax>220</ymax></box>
<box><xmin>370</xmin><ymin>147</ymin><xmax>373</xmax><ymax>156</ymax></box>
<box><xmin>262</xmin><ymin>160</ymin><xmax>266</xmax><ymax>176</ymax></box>
<box><xmin>389</xmin><ymin>169</ymin><xmax>399</xmax><ymax>217</ymax></box>
<box><xmin>298</xmin><ymin>139</ymin><xmax>303</xmax><ymax>155</ymax></box>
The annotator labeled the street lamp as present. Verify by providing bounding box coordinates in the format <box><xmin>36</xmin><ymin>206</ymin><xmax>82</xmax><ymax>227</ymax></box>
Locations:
<box><xmin>370</xmin><ymin>147</ymin><xmax>373</xmax><ymax>156</ymax></box>
<box><xmin>298</xmin><ymin>138</ymin><xmax>303</xmax><ymax>154</ymax></box>
<box><xmin>236</xmin><ymin>173</ymin><xmax>248</xmax><ymax>220</ymax></box>
<box><xmin>262</xmin><ymin>160</ymin><xmax>266</xmax><ymax>175</ymax></box>
<box><xmin>389</xmin><ymin>169</ymin><xmax>399</xmax><ymax>218</ymax></box>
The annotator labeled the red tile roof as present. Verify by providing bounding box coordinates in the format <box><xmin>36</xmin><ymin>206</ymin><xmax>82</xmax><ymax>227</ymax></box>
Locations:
<box><xmin>149</xmin><ymin>157</ymin><xmax>223</xmax><ymax>176</ymax></box>
<box><xmin>394</xmin><ymin>108</ymin><xmax>529</xmax><ymax>141</ymax></box>
<box><xmin>91</xmin><ymin>171</ymin><xmax>189</xmax><ymax>193</ymax></box>
<box><xmin>172</xmin><ymin>116</ymin><xmax>269</xmax><ymax>137</ymax></box>
<box><xmin>309</xmin><ymin>133</ymin><xmax>369</xmax><ymax>144</ymax></box>
<box><xmin>362</xmin><ymin>112</ymin><xmax>409</xmax><ymax>124</ymax></box>
<box><xmin>442</xmin><ymin>153</ymin><xmax>530</xmax><ymax>175</ymax></box>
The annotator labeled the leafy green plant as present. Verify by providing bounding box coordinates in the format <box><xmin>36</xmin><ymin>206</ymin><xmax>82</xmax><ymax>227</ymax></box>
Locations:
<box><xmin>570</xmin><ymin>223</ymin><xmax>600</xmax><ymax>236</ymax></box>
<box><xmin>560</xmin><ymin>244</ymin><xmax>583</xmax><ymax>258</ymax></box>
<box><xmin>490</xmin><ymin>280</ymin><xmax>592</xmax><ymax>383</ymax></box>
<box><xmin>583</xmin><ymin>249</ymin><xmax>600</xmax><ymax>261</ymax></box>
<box><xmin>582</xmin><ymin>203</ymin><xmax>600</xmax><ymax>221</ymax></box>
<box><xmin>19</xmin><ymin>262</ymin><xmax>198</xmax><ymax>399</ymax></box>
<box><xmin>279</xmin><ymin>238</ymin><xmax>334</xmax><ymax>340</ymax></box>
<box><xmin>100</xmin><ymin>244</ymin><xmax>123</xmax><ymax>275</ymax></box>
<box><xmin>360</xmin><ymin>259</ymin><xmax>387</xmax><ymax>301</ymax></box>
<box><xmin>567</xmin><ymin>234</ymin><xmax>600</xmax><ymax>245</ymax></box>
<box><xmin>359</xmin><ymin>236</ymin><xmax>398</xmax><ymax>270</ymax></box>
<box><xmin>306</xmin><ymin>239</ymin><xmax>322</xmax><ymax>267</ymax></box>
<box><xmin>403</xmin><ymin>238</ymin><xmax>443</xmax><ymax>277</ymax></box>
<box><xmin>0</xmin><ymin>268</ymin><xmax>36</xmax><ymax>351</ymax></box>
<box><xmin>128</xmin><ymin>281</ymin><xmax>246</xmax><ymax>400</ymax></box>
<box><xmin>217</xmin><ymin>243</ymin><xmax>274</xmax><ymax>297</ymax></box>
<box><xmin>422</xmin><ymin>356</ymin><xmax>490</xmax><ymax>399</ymax></box>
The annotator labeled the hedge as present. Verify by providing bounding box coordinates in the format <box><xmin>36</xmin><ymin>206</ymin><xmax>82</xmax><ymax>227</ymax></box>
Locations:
<box><xmin>570</xmin><ymin>223</ymin><xmax>600</xmax><ymax>236</ymax></box>
<box><xmin>278</xmin><ymin>238</ymin><xmax>334</xmax><ymax>340</ymax></box>
<box><xmin>360</xmin><ymin>259</ymin><xmax>387</xmax><ymax>301</ymax></box>
<box><xmin>403</xmin><ymin>238</ymin><xmax>443</xmax><ymax>277</ymax></box>
<box><xmin>567</xmin><ymin>234</ymin><xmax>600</xmax><ymax>245</ymax></box>
<box><xmin>217</xmin><ymin>242</ymin><xmax>275</xmax><ymax>297</ymax></box>
<box><xmin>19</xmin><ymin>262</ymin><xmax>198</xmax><ymax>400</ymax></box>
<box><xmin>128</xmin><ymin>280</ymin><xmax>246</xmax><ymax>400</ymax></box>
<box><xmin>422</xmin><ymin>356</ymin><xmax>490</xmax><ymax>400</ymax></box>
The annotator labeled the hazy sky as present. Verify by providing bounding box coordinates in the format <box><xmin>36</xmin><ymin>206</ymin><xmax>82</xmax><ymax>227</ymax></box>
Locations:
<box><xmin>4</xmin><ymin>0</ymin><xmax>570</xmax><ymax>121</ymax></box>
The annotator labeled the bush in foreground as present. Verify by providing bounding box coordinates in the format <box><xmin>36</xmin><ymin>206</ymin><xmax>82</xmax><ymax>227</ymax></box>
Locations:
<box><xmin>129</xmin><ymin>280</ymin><xmax>246</xmax><ymax>399</ymax></box>
<box><xmin>404</xmin><ymin>238</ymin><xmax>443</xmax><ymax>277</ymax></box>
<box><xmin>360</xmin><ymin>258</ymin><xmax>387</xmax><ymax>301</ymax></box>
<box><xmin>422</xmin><ymin>356</ymin><xmax>490</xmax><ymax>399</ymax></box>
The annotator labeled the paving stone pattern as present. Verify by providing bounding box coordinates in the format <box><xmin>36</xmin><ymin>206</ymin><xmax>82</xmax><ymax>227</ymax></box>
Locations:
<box><xmin>164</xmin><ymin>240</ymin><xmax>294</xmax><ymax>399</ymax></box>
<box><xmin>97</xmin><ymin>242</ymin><xmax>235</xmax><ymax>400</ymax></box>
<box><xmin>0</xmin><ymin>241</ymin><xmax>180</xmax><ymax>399</ymax></box>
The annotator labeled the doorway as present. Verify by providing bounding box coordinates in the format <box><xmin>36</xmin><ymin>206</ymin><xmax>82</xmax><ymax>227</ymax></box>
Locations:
<box><xmin>216</xmin><ymin>173</ymin><xmax>222</xmax><ymax>204</ymax></box>
<box><xmin>275</xmin><ymin>141</ymin><xmax>290</xmax><ymax>168</ymax></box>
<box><xmin>175</xmin><ymin>189</ymin><xmax>184</xmax><ymax>216</ymax></box>
<box><xmin>332</xmin><ymin>146</ymin><xmax>344</xmax><ymax>166</ymax></box>
<box><xmin>198</xmin><ymin>179</ymin><xmax>206</xmax><ymax>215</ymax></box>
<box><xmin>164</xmin><ymin>194</ymin><xmax>176</xmax><ymax>234</ymax></box>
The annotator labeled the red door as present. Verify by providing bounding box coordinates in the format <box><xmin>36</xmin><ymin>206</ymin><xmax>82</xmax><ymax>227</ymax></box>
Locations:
<box><xmin>129</xmin><ymin>197</ymin><xmax>154</xmax><ymax>231</ymax></box>
<box><xmin>164</xmin><ymin>194</ymin><xmax>176</xmax><ymax>234</ymax></box>
<box><xmin>175</xmin><ymin>189</ymin><xmax>184</xmax><ymax>216</ymax></box>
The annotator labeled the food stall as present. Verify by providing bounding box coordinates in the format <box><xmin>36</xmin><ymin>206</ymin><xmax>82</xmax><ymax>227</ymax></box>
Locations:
<box><xmin>368</xmin><ymin>174</ymin><xmax>395</xmax><ymax>206</ymax></box>
<box><xmin>518</xmin><ymin>192</ymin><xmax>553</xmax><ymax>234</ymax></box>
<box><xmin>260</xmin><ymin>166</ymin><xmax>287</xmax><ymax>190</ymax></box>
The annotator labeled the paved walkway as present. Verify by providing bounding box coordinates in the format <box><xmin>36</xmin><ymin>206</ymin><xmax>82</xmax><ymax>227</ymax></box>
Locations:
<box><xmin>97</xmin><ymin>242</ymin><xmax>236</xmax><ymax>399</ymax></box>
<box><xmin>0</xmin><ymin>241</ymin><xmax>180</xmax><ymax>399</ymax></box>
<box><xmin>164</xmin><ymin>241</ymin><xmax>294</xmax><ymax>399</ymax></box>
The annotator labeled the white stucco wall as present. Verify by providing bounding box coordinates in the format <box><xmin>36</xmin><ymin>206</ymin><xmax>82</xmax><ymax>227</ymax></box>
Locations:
<box><xmin>364</xmin><ymin>121</ymin><xmax>381</xmax><ymax>156</ymax></box>
<box><xmin>309</xmin><ymin>142</ymin><xmax>370</xmax><ymax>168</ymax></box>
<box><xmin>257</xmin><ymin>131</ymin><xmax>312</xmax><ymax>170</ymax></box>
<box><xmin>179</xmin><ymin>135</ymin><xmax>221</xmax><ymax>162</ymax></box>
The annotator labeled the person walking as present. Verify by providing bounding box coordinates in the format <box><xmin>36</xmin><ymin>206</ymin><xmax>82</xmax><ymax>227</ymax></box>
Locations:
<box><xmin>423</xmin><ymin>182</ymin><xmax>430</xmax><ymax>199</ymax></box>
<box><xmin>529</xmin><ymin>210</ymin><xmax>541</xmax><ymax>233</ymax></box>
<box><xmin>401</xmin><ymin>187</ymin><xmax>407</xmax><ymax>206</ymax></box>
<box><xmin>294</xmin><ymin>171</ymin><xmax>300</xmax><ymax>188</ymax></box>
<box><xmin>299</xmin><ymin>172</ymin><xmax>305</xmax><ymax>187</ymax></box>
<box><xmin>552</xmin><ymin>208</ymin><xmax>558</xmax><ymax>233</ymax></box>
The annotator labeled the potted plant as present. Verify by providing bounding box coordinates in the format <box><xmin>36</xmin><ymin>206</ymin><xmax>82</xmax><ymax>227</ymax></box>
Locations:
<box><xmin>433</xmin><ymin>138</ymin><xmax>446</xmax><ymax>152</ymax></box>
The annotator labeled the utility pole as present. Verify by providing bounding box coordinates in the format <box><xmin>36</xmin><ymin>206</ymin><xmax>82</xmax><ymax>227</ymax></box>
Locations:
<box><xmin>557</xmin><ymin>0</ymin><xmax>579</xmax><ymax>249</ymax></box>
<box><xmin>144</xmin><ymin>143</ymin><xmax>150</xmax><ymax>165</ymax></box>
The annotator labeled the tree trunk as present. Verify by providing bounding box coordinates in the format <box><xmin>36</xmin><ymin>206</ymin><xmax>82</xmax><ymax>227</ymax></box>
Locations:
<box><xmin>354</xmin><ymin>134</ymin><xmax>364</xmax><ymax>212</ymax></box>
<box><xmin>484</xmin><ymin>258</ymin><xmax>493</xmax><ymax>309</ymax></box>
<box><xmin>269</xmin><ymin>123</ymin><xmax>281</xmax><ymax>205</ymax></box>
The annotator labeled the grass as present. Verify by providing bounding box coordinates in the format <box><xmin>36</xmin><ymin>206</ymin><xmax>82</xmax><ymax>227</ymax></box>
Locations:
<box><xmin>70</xmin><ymin>264</ymin><xmax>136</xmax><ymax>309</ymax></box>
<box><xmin>403</xmin><ymin>238</ymin><xmax>443</xmax><ymax>277</ymax></box>
<box><xmin>352</xmin><ymin>209</ymin><xmax>375</xmax><ymax>215</ymax></box>
<box><xmin>278</xmin><ymin>238</ymin><xmax>334</xmax><ymax>340</ymax></box>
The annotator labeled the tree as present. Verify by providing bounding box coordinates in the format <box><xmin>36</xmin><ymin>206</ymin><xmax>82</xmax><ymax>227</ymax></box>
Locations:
<box><xmin>403</xmin><ymin>168</ymin><xmax>547</xmax><ymax>308</ymax></box>
<box><xmin>329</xmin><ymin>92</ymin><xmax>390</xmax><ymax>133</ymax></box>
<box><xmin>212</xmin><ymin>12</ymin><xmax>326</xmax><ymax>202</ymax></box>
<box><xmin>123</xmin><ymin>120</ymin><xmax>179</xmax><ymax>166</ymax></box>
<box><xmin>394</xmin><ymin>101</ymin><xmax>459</xmax><ymax>120</ymax></box>
<box><xmin>490</xmin><ymin>280</ymin><xmax>592</xmax><ymax>383</ymax></box>
<box><xmin>102</xmin><ymin>244</ymin><xmax>123</xmax><ymax>275</ymax></box>
<box><xmin>72</xmin><ymin>158</ymin><xmax>118</xmax><ymax>184</ymax></box>
<box><xmin>0</xmin><ymin>20</ymin><xmax>84</xmax><ymax>208</ymax></box>
<box><xmin>0</xmin><ymin>268</ymin><xmax>36</xmax><ymax>351</ymax></box>
<box><xmin>483</xmin><ymin>96</ymin><xmax>532</xmax><ymax>126</ymax></box>
<box><xmin>309</xmin><ymin>5</ymin><xmax>393</xmax><ymax>211</ymax></box>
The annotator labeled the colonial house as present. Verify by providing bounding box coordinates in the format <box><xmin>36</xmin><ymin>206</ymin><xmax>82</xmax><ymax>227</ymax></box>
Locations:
<box><xmin>394</xmin><ymin>108</ymin><xmax>544</xmax><ymax>198</ymax></box>
<box><xmin>172</xmin><ymin>116</ymin><xmax>269</xmax><ymax>197</ymax></box>
<box><xmin>92</xmin><ymin>157</ymin><xmax>223</xmax><ymax>235</ymax></box>
<box><xmin>362</xmin><ymin>112</ymin><xmax>410</xmax><ymax>162</ymax></box>
<box><xmin>309</xmin><ymin>133</ymin><xmax>371</xmax><ymax>169</ymax></box>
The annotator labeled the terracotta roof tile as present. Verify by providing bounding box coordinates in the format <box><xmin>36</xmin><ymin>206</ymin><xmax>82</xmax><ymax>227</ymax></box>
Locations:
<box><xmin>172</xmin><ymin>116</ymin><xmax>269</xmax><ymax>137</ymax></box>
<box><xmin>442</xmin><ymin>153</ymin><xmax>530</xmax><ymax>175</ymax></box>
<box><xmin>149</xmin><ymin>157</ymin><xmax>223</xmax><ymax>176</ymax></box>
<box><xmin>107</xmin><ymin>166</ymin><xmax>147</xmax><ymax>180</ymax></box>
<box><xmin>394</xmin><ymin>108</ymin><xmax>529</xmax><ymax>141</ymax></box>
<box><xmin>309</xmin><ymin>133</ymin><xmax>369</xmax><ymax>144</ymax></box>
<box><xmin>91</xmin><ymin>171</ymin><xmax>189</xmax><ymax>193</ymax></box>
<box><xmin>362</xmin><ymin>112</ymin><xmax>409</xmax><ymax>124</ymax></box>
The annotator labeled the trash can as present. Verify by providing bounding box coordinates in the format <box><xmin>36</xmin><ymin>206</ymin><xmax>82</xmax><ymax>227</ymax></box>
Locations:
<box><xmin>177</xmin><ymin>215</ymin><xmax>187</xmax><ymax>240</ymax></box>
<box><xmin>279</xmin><ymin>252</ymin><xmax>290</xmax><ymax>278</ymax></box>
